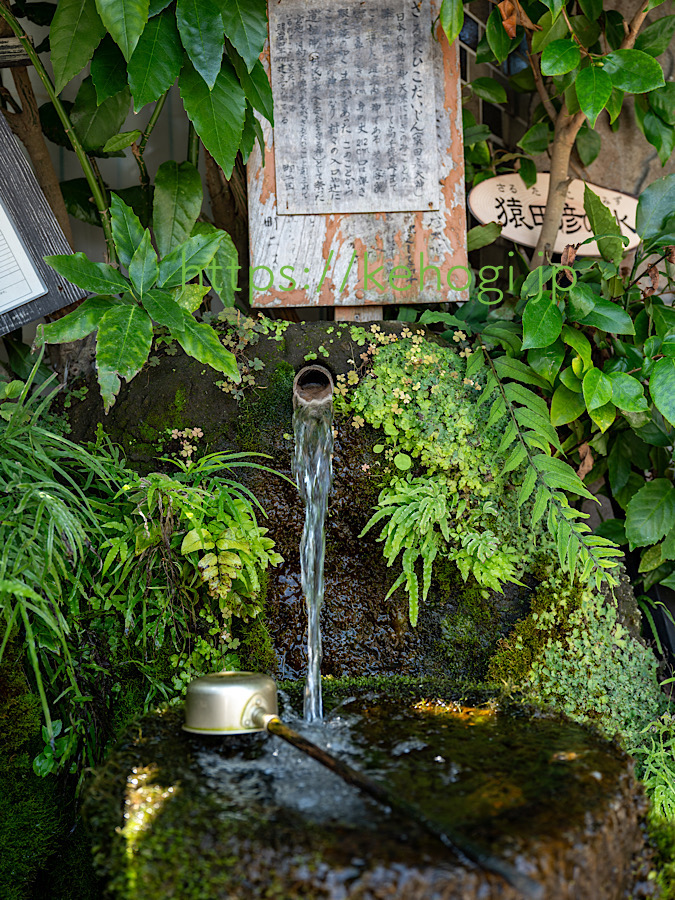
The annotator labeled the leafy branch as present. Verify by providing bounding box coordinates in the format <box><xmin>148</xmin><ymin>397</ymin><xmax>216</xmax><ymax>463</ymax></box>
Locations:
<box><xmin>474</xmin><ymin>347</ymin><xmax>623</xmax><ymax>587</ymax></box>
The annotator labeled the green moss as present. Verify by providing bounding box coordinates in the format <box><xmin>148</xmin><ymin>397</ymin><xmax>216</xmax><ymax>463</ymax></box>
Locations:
<box><xmin>237</xmin><ymin>361</ymin><xmax>295</xmax><ymax>452</ymax></box>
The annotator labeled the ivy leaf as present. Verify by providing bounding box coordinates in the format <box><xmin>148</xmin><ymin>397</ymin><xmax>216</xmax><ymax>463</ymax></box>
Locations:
<box><xmin>39</xmin><ymin>296</ymin><xmax>116</xmax><ymax>344</ymax></box>
<box><xmin>90</xmin><ymin>35</ymin><xmax>128</xmax><ymax>104</ymax></box>
<box><xmin>486</xmin><ymin>8</ymin><xmax>512</xmax><ymax>63</ymax></box>
<box><xmin>607</xmin><ymin>372</ymin><xmax>648</xmax><ymax>412</ymax></box>
<box><xmin>626</xmin><ymin>479</ymin><xmax>675</xmax><ymax>546</ymax></box>
<box><xmin>95</xmin><ymin>0</ymin><xmax>150</xmax><ymax>61</ymax></box>
<box><xmin>96</xmin><ymin>305</ymin><xmax>154</xmax><ymax>411</ymax></box>
<box><xmin>575</xmin><ymin>66</ymin><xmax>612</xmax><ymax>128</ymax></box>
<box><xmin>517</xmin><ymin>121</ymin><xmax>553</xmax><ymax>155</ymax></box>
<box><xmin>110</xmin><ymin>193</ymin><xmax>145</xmax><ymax>268</ymax></box>
<box><xmin>128</xmin><ymin>229</ymin><xmax>158</xmax><ymax>297</ymax></box>
<box><xmin>102</xmin><ymin>130</ymin><xmax>142</xmax><ymax>153</ymax></box>
<box><xmin>634</xmin><ymin>15</ymin><xmax>675</xmax><ymax>58</ymax></box>
<box><xmin>522</xmin><ymin>293</ymin><xmax>564</xmax><ymax>349</ymax></box>
<box><xmin>128</xmin><ymin>8</ymin><xmax>184</xmax><ymax>111</ymax></box>
<box><xmin>191</xmin><ymin>222</ymin><xmax>238</xmax><ymax>306</ymax></box>
<box><xmin>582</xmin><ymin>367</ymin><xmax>613</xmax><ymax>411</ymax></box>
<box><xmin>45</xmin><ymin>252</ymin><xmax>129</xmax><ymax>294</ymax></box>
<box><xmin>583</xmin><ymin>185</ymin><xmax>623</xmax><ymax>265</ymax></box>
<box><xmin>578</xmin><ymin>297</ymin><xmax>634</xmax><ymax>334</ymax></box>
<box><xmin>601</xmin><ymin>49</ymin><xmax>665</xmax><ymax>93</ymax></box>
<box><xmin>179</xmin><ymin>59</ymin><xmax>246</xmax><ymax>178</ymax></box>
<box><xmin>177</xmin><ymin>0</ymin><xmax>224</xmax><ymax>89</ymax></box>
<box><xmin>172</xmin><ymin>311</ymin><xmax>240</xmax><ymax>380</ymax></box>
<box><xmin>153</xmin><ymin>161</ymin><xmax>203</xmax><ymax>257</ymax></box>
<box><xmin>71</xmin><ymin>77</ymin><xmax>131</xmax><ymax>151</ymax></box>
<box><xmin>50</xmin><ymin>0</ymin><xmax>105</xmax><ymax>93</ymax></box>
<box><xmin>439</xmin><ymin>0</ymin><xmax>464</xmax><ymax>46</ymax></box>
<box><xmin>650</xmin><ymin>358</ymin><xmax>675</xmax><ymax>427</ymax></box>
<box><xmin>541</xmin><ymin>40</ymin><xmax>581</xmax><ymax>76</ymax></box>
<box><xmin>157</xmin><ymin>232</ymin><xmax>225</xmax><ymax>288</ymax></box>
<box><xmin>221</xmin><ymin>0</ymin><xmax>267</xmax><ymax>71</ymax></box>
<box><xmin>229</xmin><ymin>50</ymin><xmax>273</xmax><ymax>124</ymax></box>
<box><xmin>141</xmin><ymin>288</ymin><xmax>185</xmax><ymax>331</ymax></box>
<box><xmin>551</xmin><ymin>384</ymin><xmax>586</xmax><ymax>425</ymax></box>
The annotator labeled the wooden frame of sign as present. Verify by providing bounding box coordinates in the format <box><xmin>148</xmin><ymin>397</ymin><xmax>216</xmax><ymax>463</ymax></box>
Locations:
<box><xmin>0</xmin><ymin>111</ymin><xmax>85</xmax><ymax>336</ymax></box>
<box><xmin>247</xmin><ymin>0</ymin><xmax>468</xmax><ymax>320</ymax></box>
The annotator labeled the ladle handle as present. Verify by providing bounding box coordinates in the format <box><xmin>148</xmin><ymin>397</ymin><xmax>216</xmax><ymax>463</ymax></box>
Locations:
<box><xmin>263</xmin><ymin>716</ymin><xmax>543</xmax><ymax>900</ymax></box>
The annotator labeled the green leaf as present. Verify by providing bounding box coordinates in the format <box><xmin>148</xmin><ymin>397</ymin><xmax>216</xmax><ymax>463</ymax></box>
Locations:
<box><xmin>608</xmin><ymin>441</ymin><xmax>631</xmax><ymax>494</ymax></box>
<box><xmin>636</xmin><ymin>172</ymin><xmax>675</xmax><ymax>239</ymax></box>
<box><xmin>583</xmin><ymin>184</ymin><xmax>623</xmax><ymax>264</ymax></box>
<box><xmin>532</xmin><ymin>454</ymin><xmax>595</xmax><ymax>499</ymax></box>
<box><xmin>50</xmin><ymin>0</ymin><xmax>105</xmax><ymax>93</ymax></box>
<box><xmin>605</xmin><ymin>10</ymin><xmax>625</xmax><ymax>50</ymax></box>
<box><xmin>179</xmin><ymin>59</ymin><xmax>246</xmax><ymax>178</ymax></box>
<box><xmin>595</xmin><ymin>518</ymin><xmax>627</xmax><ymax>545</ymax></box>
<box><xmin>181</xmin><ymin>527</ymin><xmax>214</xmax><ymax>554</ymax></box>
<box><xmin>173</xmin><ymin>311</ymin><xmax>240</xmax><ymax>380</ymax></box>
<box><xmin>153</xmin><ymin>161</ymin><xmax>203</xmax><ymax>257</ymax></box>
<box><xmin>575</xmin><ymin>124</ymin><xmax>601</xmax><ymax>166</ymax></box>
<box><xmin>528</xmin><ymin>340</ymin><xmax>565</xmax><ymax>385</ymax></box>
<box><xmin>650</xmin><ymin>357</ymin><xmax>675</xmax><ymax>427</ymax></box>
<box><xmin>643</xmin><ymin>110</ymin><xmax>675</xmax><ymax>166</ymax></box>
<box><xmin>521</xmin><ymin>266</ymin><xmax>554</xmax><ymax>299</ymax></box>
<box><xmin>229</xmin><ymin>52</ymin><xmax>273</xmax><ymax>124</ymax></box>
<box><xmin>607</xmin><ymin>372</ymin><xmax>648</xmax><ymax>412</ymax></box>
<box><xmin>494</xmin><ymin>356</ymin><xmax>549</xmax><ymax>389</ymax></box>
<box><xmin>191</xmin><ymin>222</ymin><xmax>238</xmax><ymax>306</ymax></box>
<box><xmin>96</xmin><ymin>304</ymin><xmax>154</xmax><ymax>411</ymax></box>
<box><xmin>570</xmin><ymin>15</ymin><xmax>600</xmax><ymax>48</ymax></box>
<box><xmin>551</xmin><ymin>383</ymin><xmax>586</xmax><ymax>425</ymax></box>
<box><xmin>541</xmin><ymin>40</ymin><xmax>581</xmax><ymax>76</ymax></box>
<box><xmin>578</xmin><ymin>297</ymin><xmax>634</xmax><ymax>334</ymax></box>
<box><xmin>71</xmin><ymin>77</ymin><xmax>131</xmax><ymax>151</ymax></box>
<box><xmin>517</xmin><ymin>121</ymin><xmax>553</xmax><ymax>155</ymax></box>
<box><xmin>649</xmin><ymin>84</ymin><xmax>675</xmax><ymax>126</ymax></box>
<box><xmin>95</xmin><ymin>0</ymin><xmax>150</xmax><ymax>61</ymax></box>
<box><xmin>128</xmin><ymin>8</ymin><xmax>183</xmax><ymax>110</ymax></box>
<box><xmin>467</xmin><ymin>222</ymin><xmax>502</xmax><ymax>252</ymax></box>
<box><xmin>522</xmin><ymin>293</ymin><xmax>564</xmax><ymax>349</ymax></box>
<box><xmin>601</xmin><ymin>49</ymin><xmax>665</xmax><ymax>93</ymax></box>
<box><xmin>566</xmin><ymin>283</ymin><xmax>597</xmax><ymax>320</ymax></box>
<box><xmin>471</xmin><ymin>76</ymin><xmax>507</xmax><ymax>103</ymax></box>
<box><xmin>176</xmin><ymin>0</ymin><xmax>224</xmax><ymax>89</ymax></box>
<box><xmin>532</xmin><ymin>9</ymin><xmax>567</xmax><ymax>53</ymax></box>
<box><xmin>486</xmin><ymin>8</ymin><xmax>511</xmax><ymax>64</ymax></box>
<box><xmin>90</xmin><ymin>35</ymin><xmax>128</xmax><ymax>104</ymax></box>
<box><xmin>519</xmin><ymin>157</ymin><xmax>537</xmax><ymax>189</ymax></box>
<box><xmin>635</xmin><ymin>15</ymin><xmax>675</xmax><ymax>58</ymax></box>
<box><xmin>102</xmin><ymin>130</ymin><xmax>142</xmax><ymax>153</ymax></box>
<box><xmin>606</xmin><ymin>88</ymin><xmax>624</xmax><ymax>124</ymax></box>
<box><xmin>45</xmin><ymin>252</ymin><xmax>129</xmax><ymax>294</ymax></box>
<box><xmin>128</xmin><ymin>229</ymin><xmax>158</xmax><ymax>297</ymax></box>
<box><xmin>110</xmin><ymin>193</ymin><xmax>145</xmax><ymax>268</ymax></box>
<box><xmin>440</xmin><ymin>0</ymin><xmax>463</xmax><ymax>45</ymax></box>
<box><xmin>578</xmin><ymin>0</ymin><xmax>602</xmax><ymax>21</ymax></box>
<box><xmin>394</xmin><ymin>453</ymin><xmax>412</xmax><ymax>471</ymax></box>
<box><xmin>39</xmin><ymin>296</ymin><xmax>116</xmax><ymax>344</ymax></box>
<box><xmin>560</xmin><ymin>367</ymin><xmax>582</xmax><ymax>391</ymax></box>
<box><xmin>141</xmin><ymin>289</ymin><xmax>185</xmax><ymax>331</ymax></box>
<box><xmin>157</xmin><ymin>232</ymin><xmax>225</xmax><ymax>288</ymax></box>
<box><xmin>173</xmin><ymin>283</ymin><xmax>209</xmax><ymax>312</ymax></box>
<box><xmin>540</xmin><ymin>0</ymin><xmax>565</xmax><ymax>23</ymax></box>
<box><xmin>221</xmin><ymin>0</ymin><xmax>267</xmax><ymax>71</ymax></box>
<box><xmin>582</xmin><ymin>367</ymin><xmax>613</xmax><ymax>411</ymax></box>
<box><xmin>561</xmin><ymin>324</ymin><xmax>592</xmax><ymax>370</ymax></box>
<box><xmin>626</xmin><ymin>478</ymin><xmax>675</xmax><ymax>546</ymax></box>
<box><xmin>575</xmin><ymin>66</ymin><xmax>612</xmax><ymax>128</ymax></box>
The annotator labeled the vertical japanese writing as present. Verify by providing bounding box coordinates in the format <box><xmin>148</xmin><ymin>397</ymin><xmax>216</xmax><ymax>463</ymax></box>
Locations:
<box><xmin>269</xmin><ymin>0</ymin><xmax>440</xmax><ymax>215</ymax></box>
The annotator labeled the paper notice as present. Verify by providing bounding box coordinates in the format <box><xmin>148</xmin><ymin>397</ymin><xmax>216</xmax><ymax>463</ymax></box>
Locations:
<box><xmin>0</xmin><ymin>194</ymin><xmax>47</xmax><ymax>314</ymax></box>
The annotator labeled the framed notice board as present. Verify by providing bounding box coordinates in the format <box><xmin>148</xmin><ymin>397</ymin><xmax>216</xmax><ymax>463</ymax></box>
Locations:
<box><xmin>247</xmin><ymin>0</ymin><xmax>468</xmax><ymax>316</ymax></box>
<box><xmin>0</xmin><ymin>112</ymin><xmax>85</xmax><ymax>336</ymax></box>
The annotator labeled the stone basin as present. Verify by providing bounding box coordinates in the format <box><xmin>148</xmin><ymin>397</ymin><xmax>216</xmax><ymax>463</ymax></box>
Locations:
<box><xmin>83</xmin><ymin>680</ymin><xmax>650</xmax><ymax>900</ymax></box>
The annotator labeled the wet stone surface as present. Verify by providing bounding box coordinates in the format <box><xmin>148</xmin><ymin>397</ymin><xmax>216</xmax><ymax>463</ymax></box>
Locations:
<box><xmin>84</xmin><ymin>684</ymin><xmax>649</xmax><ymax>900</ymax></box>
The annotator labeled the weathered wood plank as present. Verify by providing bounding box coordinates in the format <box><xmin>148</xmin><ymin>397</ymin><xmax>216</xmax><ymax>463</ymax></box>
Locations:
<box><xmin>0</xmin><ymin>112</ymin><xmax>85</xmax><ymax>335</ymax></box>
<box><xmin>247</xmin><ymin>0</ymin><xmax>468</xmax><ymax>311</ymax></box>
<box><xmin>0</xmin><ymin>37</ymin><xmax>32</xmax><ymax>68</ymax></box>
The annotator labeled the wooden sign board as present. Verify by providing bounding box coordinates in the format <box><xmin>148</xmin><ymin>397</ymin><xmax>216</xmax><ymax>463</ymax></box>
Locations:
<box><xmin>248</xmin><ymin>0</ymin><xmax>468</xmax><ymax>316</ymax></box>
<box><xmin>468</xmin><ymin>174</ymin><xmax>640</xmax><ymax>256</ymax></box>
<box><xmin>0</xmin><ymin>112</ymin><xmax>85</xmax><ymax>336</ymax></box>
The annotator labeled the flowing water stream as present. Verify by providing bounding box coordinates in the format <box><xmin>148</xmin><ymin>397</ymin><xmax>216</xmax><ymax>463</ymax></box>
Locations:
<box><xmin>292</xmin><ymin>379</ymin><xmax>334</xmax><ymax>722</ymax></box>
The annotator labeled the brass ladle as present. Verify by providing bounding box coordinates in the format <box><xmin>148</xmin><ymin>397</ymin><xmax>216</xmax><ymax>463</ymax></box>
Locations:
<box><xmin>183</xmin><ymin>672</ymin><xmax>543</xmax><ymax>899</ymax></box>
